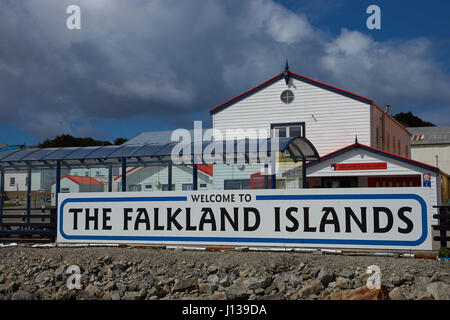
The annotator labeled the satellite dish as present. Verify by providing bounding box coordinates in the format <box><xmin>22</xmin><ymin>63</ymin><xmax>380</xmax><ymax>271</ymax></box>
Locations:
<box><xmin>155</xmin><ymin>181</ymin><xmax>161</xmax><ymax>188</ymax></box>
<box><xmin>238</xmin><ymin>164</ymin><xmax>245</xmax><ymax>170</ymax></box>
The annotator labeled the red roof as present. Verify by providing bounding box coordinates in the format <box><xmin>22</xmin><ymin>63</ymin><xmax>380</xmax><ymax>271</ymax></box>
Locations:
<box><xmin>189</xmin><ymin>164</ymin><xmax>213</xmax><ymax>176</ymax></box>
<box><xmin>51</xmin><ymin>175</ymin><xmax>103</xmax><ymax>186</ymax></box>
<box><xmin>114</xmin><ymin>164</ymin><xmax>213</xmax><ymax>181</ymax></box>
<box><xmin>282</xmin><ymin>142</ymin><xmax>440</xmax><ymax>176</ymax></box>
<box><xmin>113</xmin><ymin>166</ymin><xmax>139</xmax><ymax>181</ymax></box>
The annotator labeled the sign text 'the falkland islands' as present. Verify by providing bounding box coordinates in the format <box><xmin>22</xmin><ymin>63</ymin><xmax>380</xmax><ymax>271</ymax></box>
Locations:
<box><xmin>57</xmin><ymin>188</ymin><xmax>432</xmax><ymax>250</ymax></box>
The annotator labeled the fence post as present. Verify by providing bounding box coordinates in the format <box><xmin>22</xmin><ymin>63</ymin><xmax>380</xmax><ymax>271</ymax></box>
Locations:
<box><xmin>433</xmin><ymin>205</ymin><xmax>450</xmax><ymax>249</ymax></box>
<box><xmin>0</xmin><ymin>168</ymin><xmax>4</xmax><ymax>224</ymax></box>
<box><xmin>26</xmin><ymin>166</ymin><xmax>32</xmax><ymax>224</ymax></box>
<box><xmin>440</xmin><ymin>206</ymin><xmax>448</xmax><ymax>249</ymax></box>
<box><xmin>168</xmin><ymin>162</ymin><xmax>173</xmax><ymax>191</ymax></box>
<box><xmin>121</xmin><ymin>158</ymin><xmax>127</xmax><ymax>192</ymax></box>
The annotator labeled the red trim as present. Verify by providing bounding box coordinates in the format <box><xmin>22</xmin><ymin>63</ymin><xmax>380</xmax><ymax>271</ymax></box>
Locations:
<box><xmin>358</xmin><ymin>144</ymin><xmax>440</xmax><ymax>171</ymax></box>
<box><xmin>188</xmin><ymin>164</ymin><xmax>213</xmax><ymax>176</ymax></box>
<box><xmin>209</xmin><ymin>73</ymin><xmax>283</xmax><ymax>113</ymax></box>
<box><xmin>283</xmin><ymin>142</ymin><xmax>439</xmax><ymax>176</ymax></box>
<box><xmin>290</xmin><ymin>72</ymin><xmax>373</xmax><ymax>104</ymax></box>
<box><xmin>113</xmin><ymin>166</ymin><xmax>139</xmax><ymax>181</ymax></box>
<box><xmin>51</xmin><ymin>175</ymin><xmax>103</xmax><ymax>186</ymax></box>
<box><xmin>209</xmin><ymin>71</ymin><xmax>374</xmax><ymax>114</ymax></box>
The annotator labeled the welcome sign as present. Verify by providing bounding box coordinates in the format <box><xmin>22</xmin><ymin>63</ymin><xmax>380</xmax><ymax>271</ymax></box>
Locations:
<box><xmin>57</xmin><ymin>188</ymin><xmax>432</xmax><ymax>250</ymax></box>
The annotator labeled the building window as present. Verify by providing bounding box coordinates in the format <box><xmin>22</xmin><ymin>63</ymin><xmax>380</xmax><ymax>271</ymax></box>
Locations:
<box><xmin>128</xmin><ymin>184</ymin><xmax>142</xmax><ymax>192</ymax></box>
<box><xmin>25</xmin><ymin>177</ymin><xmax>28</xmax><ymax>186</ymax></box>
<box><xmin>280</xmin><ymin>90</ymin><xmax>294</xmax><ymax>104</ymax></box>
<box><xmin>85</xmin><ymin>172</ymin><xmax>89</xmax><ymax>177</ymax></box>
<box><xmin>290</xmin><ymin>126</ymin><xmax>302</xmax><ymax>137</ymax></box>
<box><xmin>144</xmin><ymin>184</ymin><xmax>152</xmax><ymax>189</ymax></box>
<box><xmin>274</xmin><ymin>127</ymin><xmax>287</xmax><ymax>138</ymax></box>
<box><xmin>271</xmin><ymin>124</ymin><xmax>304</xmax><ymax>138</ymax></box>
<box><xmin>224</xmin><ymin>179</ymin><xmax>251</xmax><ymax>190</ymax></box>
<box><xmin>162</xmin><ymin>184</ymin><xmax>175</xmax><ymax>191</ymax></box>
<box><xmin>9</xmin><ymin>177</ymin><xmax>15</xmax><ymax>186</ymax></box>
<box><xmin>182</xmin><ymin>184</ymin><xmax>193</xmax><ymax>191</ymax></box>
<box><xmin>200</xmin><ymin>183</ymin><xmax>207</xmax><ymax>188</ymax></box>
<box><xmin>61</xmin><ymin>188</ymin><xmax>70</xmax><ymax>193</ymax></box>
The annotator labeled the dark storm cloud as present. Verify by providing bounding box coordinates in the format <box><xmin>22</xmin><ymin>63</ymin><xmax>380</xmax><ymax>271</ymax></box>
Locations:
<box><xmin>0</xmin><ymin>0</ymin><xmax>449</xmax><ymax>141</ymax></box>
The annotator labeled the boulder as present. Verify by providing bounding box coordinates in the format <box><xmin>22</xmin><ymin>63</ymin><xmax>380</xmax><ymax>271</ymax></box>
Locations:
<box><xmin>122</xmin><ymin>291</ymin><xmax>141</xmax><ymax>300</ymax></box>
<box><xmin>297</xmin><ymin>279</ymin><xmax>324</xmax><ymax>298</ymax></box>
<box><xmin>209</xmin><ymin>292</ymin><xmax>227</xmax><ymax>300</ymax></box>
<box><xmin>173</xmin><ymin>277</ymin><xmax>198</xmax><ymax>292</ymax></box>
<box><xmin>263</xmin><ymin>293</ymin><xmax>286</xmax><ymax>300</ymax></box>
<box><xmin>335</xmin><ymin>277</ymin><xmax>353</xmax><ymax>289</ymax></box>
<box><xmin>416</xmin><ymin>291</ymin><xmax>434</xmax><ymax>300</ymax></box>
<box><xmin>426</xmin><ymin>282</ymin><xmax>450</xmax><ymax>300</ymax></box>
<box><xmin>84</xmin><ymin>284</ymin><xmax>102</xmax><ymax>297</ymax></box>
<box><xmin>104</xmin><ymin>281</ymin><xmax>116</xmax><ymax>291</ymax></box>
<box><xmin>11</xmin><ymin>290</ymin><xmax>36</xmax><ymax>300</ymax></box>
<box><xmin>388</xmin><ymin>287</ymin><xmax>405</xmax><ymax>300</ymax></box>
<box><xmin>321</xmin><ymin>285</ymin><xmax>389</xmax><ymax>300</ymax></box>
<box><xmin>242</xmin><ymin>276</ymin><xmax>272</xmax><ymax>290</ymax></box>
<box><xmin>317</xmin><ymin>268</ymin><xmax>335</xmax><ymax>287</ymax></box>
<box><xmin>339</xmin><ymin>269</ymin><xmax>355</xmax><ymax>279</ymax></box>
<box><xmin>198</xmin><ymin>283</ymin><xmax>218</xmax><ymax>295</ymax></box>
<box><xmin>0</xmin><ymin>280</ymin><xmax>18</xmax><ymax>294</ymax></box>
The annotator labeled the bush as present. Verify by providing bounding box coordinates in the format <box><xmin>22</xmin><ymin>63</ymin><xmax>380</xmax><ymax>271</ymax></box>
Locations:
<box><xmin>438</xmin><ymin>247</ymin><xmax>450</xmax><ymax>258</ymax></box>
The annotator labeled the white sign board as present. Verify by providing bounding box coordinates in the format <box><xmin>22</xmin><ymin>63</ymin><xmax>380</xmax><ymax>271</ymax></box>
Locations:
<box><xmin>57</xmin><ymin>188</ymin><xmax>432</xmax><ymax>250</ymax></box>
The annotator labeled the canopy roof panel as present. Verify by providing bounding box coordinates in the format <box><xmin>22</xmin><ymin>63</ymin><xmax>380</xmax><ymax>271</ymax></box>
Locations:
<box><xmin>0</xmin><ymin>137</ymin><xmax>319</xmax><ymax>169</ymax></box>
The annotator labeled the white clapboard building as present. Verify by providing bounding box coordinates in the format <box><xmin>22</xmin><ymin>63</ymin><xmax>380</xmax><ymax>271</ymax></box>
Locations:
<box><xmin>209</xmin><ymin>64</ymin><xmax>412</xmax><ymax>190</ymax></box>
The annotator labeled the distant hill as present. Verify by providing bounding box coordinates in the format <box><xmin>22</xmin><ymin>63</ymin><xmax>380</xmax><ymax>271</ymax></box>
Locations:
<box><xmin>393</xmin><ymin>112</ymin><xmax>435</xmax><ymax>128</ymax></box>
<box><xmin>38</xmin><ymin>134</ymin><xmax>127</xmax><ymax>148</ymax></box>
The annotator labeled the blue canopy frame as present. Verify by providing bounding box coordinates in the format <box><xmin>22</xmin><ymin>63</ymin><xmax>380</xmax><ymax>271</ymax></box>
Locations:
<box><xmin>0</xmin><ymin>137</ymin><xmax>319</xmax><ymax>221</ymax></box>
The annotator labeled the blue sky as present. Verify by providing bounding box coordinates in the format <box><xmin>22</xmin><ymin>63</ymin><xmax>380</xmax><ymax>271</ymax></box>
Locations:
<box><xmin>1</xmin><ymin>0</ymin><xmax>449</xmax><ymax>146</ymax></box>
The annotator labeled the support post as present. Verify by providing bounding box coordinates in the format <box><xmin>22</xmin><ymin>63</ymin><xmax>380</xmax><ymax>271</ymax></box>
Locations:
<box><xmin>264</xmin><ymin>164</ymin><xmax>269</xmax><ymax>189</ymax></box>
<box><xmin>168</xmin><ymin>162</ymin><xmax>173</xmax><ymax>191</ymax></box>
<box><xmin>193</xmin><ymin>164</ymin><xmax>198</xmax><ymax>191</ymax></box>
<box><xmin>26</xmin><ymin>166</ymin><xmax>31</xmax><ymax>224</ymax></box>
<box><xmin>0</xmin><ymin>168</ymin><xmax>4</xmax><ymax>224</ymax></box>
<box><xmin>270</xmin><ymin>152</ymin><xmax>276</xmax><ymax>189</ymax></box>
<box><xmin>108</xmin><ymin>165</ymin><xmax>113</xmax><ymax>192</ymax></box>
<box><xmin>121</xmin><ymin>158</ymin><xmax>127</xmax><ymax>192</ymax></box>
<box><xmin>55</xmin><ymin>160</ymin><xmax>61</xmax><ymax>210</ymax></box>
<box><xmin>302</xmin><ymin>159</ymin><xmax>307</xmax><ymax>189</ymax></box>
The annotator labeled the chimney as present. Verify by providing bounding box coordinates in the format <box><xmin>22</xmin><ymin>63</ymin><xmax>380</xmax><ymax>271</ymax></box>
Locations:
<box><xmin>384</xmin><ymin>105</ymin><xmax>390</xmax><ymax>114</ymax></box>
<box><xmin>435</xmin><ymin>155</ymin><xmax>439</xmax><ymax>168</ymax></box>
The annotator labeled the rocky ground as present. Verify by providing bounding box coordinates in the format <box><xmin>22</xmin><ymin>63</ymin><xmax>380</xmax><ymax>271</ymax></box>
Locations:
<box><xmin>0</xmin><ymin>247</ymin><xmax>449</xmax><ymax>300</ymax></box>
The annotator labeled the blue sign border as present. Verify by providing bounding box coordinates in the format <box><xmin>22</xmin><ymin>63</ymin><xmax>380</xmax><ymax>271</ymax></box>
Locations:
<box><xmin>58</xmin><ymin>193</ymin><xmax>428</xmax><ymax>247</ymax></box>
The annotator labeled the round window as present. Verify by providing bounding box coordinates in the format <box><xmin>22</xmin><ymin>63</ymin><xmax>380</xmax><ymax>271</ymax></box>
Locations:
<box><xmin>280</xmin><ymin>90</ymin><xmax>294</xmax><ymax>104</ymax></box>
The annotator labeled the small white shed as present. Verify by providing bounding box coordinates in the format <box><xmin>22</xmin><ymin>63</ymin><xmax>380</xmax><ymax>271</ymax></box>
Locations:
<box><xmin>283</xmin><ymin>141</ymin><xmax>441</xmax><ymax>224</ymax></box>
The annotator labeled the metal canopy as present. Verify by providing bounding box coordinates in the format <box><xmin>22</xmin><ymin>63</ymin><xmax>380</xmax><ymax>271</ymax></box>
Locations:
<box><xmin>0</xmin><ymin>137</ymin><xmax>319</xmax><ymax>170</ymax></box>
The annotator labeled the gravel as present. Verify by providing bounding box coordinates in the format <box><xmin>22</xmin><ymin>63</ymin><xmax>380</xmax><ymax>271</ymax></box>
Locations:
<box><xmin>0</xmin><ymin>247</ymin><xmax>448</xmax><ymax>300</ymax></box>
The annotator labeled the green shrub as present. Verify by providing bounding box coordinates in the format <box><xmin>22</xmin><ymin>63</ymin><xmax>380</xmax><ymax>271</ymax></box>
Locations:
<box><xmin>438</xmin><ymin>247</ymin><xmax>450</xmax><ymax>258</ymax></box>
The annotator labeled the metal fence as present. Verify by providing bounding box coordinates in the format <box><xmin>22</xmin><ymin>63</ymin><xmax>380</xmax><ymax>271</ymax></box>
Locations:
<box><xmin>433</xmin><ymin>205</ymin><xmax>450</xmax><ymax>249</ymax></box>
<box><xmin>0</xmin><ymin>207</ymin><xmax>56</xmax><ymax>243</ymax></box>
